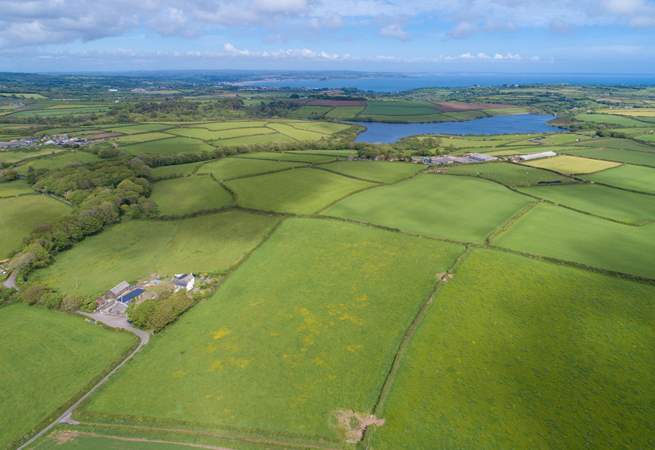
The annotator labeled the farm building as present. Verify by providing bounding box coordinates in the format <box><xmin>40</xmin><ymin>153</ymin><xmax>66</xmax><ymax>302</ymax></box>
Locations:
<box><xmin>468</xmin><ymin>153</ymin><xmax>498</xmax><ymax>162</ymax></box>
<box><xmin>107</xmin><ymin>281</ymin><xmax>130</xmax><ymax>299</ymax></box>
<box><xmin>117</xmin><ymin>288</ymin><xmax>145</xmax><ymax>304</ymax></box>
<box><xmin>413</xmin><ymin>154</ymin><xmax>498</xmax><ymax>166</ymax></box>
<box><xmin>173</xmin><ymin>274</ymin><xmax>195</xmax><ymax>292</ymax></box>
<box><xmin>516</xmin><ymin>151</ymin><xmax>557</xmax><ymax>162</ymax></box>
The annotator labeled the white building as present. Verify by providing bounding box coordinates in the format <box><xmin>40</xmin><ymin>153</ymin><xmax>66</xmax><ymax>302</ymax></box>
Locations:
<box><xmin>517</xmin><ymin>151</ymin><xmax>557</xmax><ymax>162</ymax></box>
<box><xmin>173</xmin><ymin>274</ymin><xmax>195</xmax><ymax>292</ymax></box>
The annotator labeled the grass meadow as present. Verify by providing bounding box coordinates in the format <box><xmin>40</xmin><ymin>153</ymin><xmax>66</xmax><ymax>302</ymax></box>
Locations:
<box><xmin>322</xmin><ymin>161</ymin><xmax>424</xmax><ymax>183</ymax></box>
<box><xmin>30</xmin><ymin>211</ymin><xmax>279</xmax><ymax>297</ymax></box>
<box><xmin>0</xmin><ymin>179</ymin><xmax>34</xmax><ymax>197</ymax></box>
<box><xmin>122</xmin><ymin>137</ymin><xmax>214</xmax><ymax>156</ymax></box>
<box><xmin>0</xmin><ymin>147</ymin><xmax>65</xmax><ymax>165</ymax></box>
<box><xmin>564</xmin><ymin>147</ymin><xmax>655</xmax><ymax>167</ymax></box>
<box><xmin>574</xmin><ymin>113</ymin><xmax>649</xmax><ymax>127</ymax></box>
<box><xmin>598</xmin><ymin>108</ymin><xmax>655</xmax><ymax>117</ymax></box>
<box><xmin>150</xmin><ymin>175</ymin><xmax>233</xmax><ymax>216</ymax></box>
<box><xmin>108</xmin><ymin>124</ymin><xmax>172</xmax><ymax>134</ymax></box>
<box><xmin>520</xmin><ymin>183</ymin><xmax>655</xmax><ymax>224</ymax></box>
<box><xmin>583</xmin><ymin>164</ymin><xmax>655</xmax><ymax>194</ymax></box>
<box><xmin>324</xmin><ymin>174</ymin><xmax>534</xmax><ymax>243</ymax></box>
<box><xmin>443</xmin><ymin>162</ymin><xmax>574</xmax><ymax>187</ymax></box>
<box><xmin>79</xmin><ymin>218</ymin><xmax>464</xmax><ymax>442</ymax></box>
<box><xmin>197</xmin><ymin>157</ymin><xmax>305</xmax><ymax>180</ymax></box>
<box><xmin>151</xmin><ymin>161</ymin><xmax>206</xmax><ymax>179</ymax></box>
<box><xmin>493</xmin><ymin>203</ymin><xmax>655</xmax><ymax>279</ymax></box>
<box><xmin>522</xmin><ymin>155</ymin><xmax>621</xmax><ymax>174</ymax></box>
<box><xmin>15</xmin><ymin>151</ymin><xmax>100</xmax><ymax>174</ymax></box>
<box><xmin>0</xmin><ymin>304</ymin><xmax>136</xmax><ymax>450</ymax></box>
<box><xmin>238</xmin><ymin>151</ymin><xmax>336</xmax><ymax>163</ymax></box>
<box><xmin>226</xmin><ymin>168</ymin><xmax>373</xmax><ymax>214</ymax></box>
<box><xmin>574</xmin><ymin>137</ymin><xmax>655</xmax><ymax>152</ymax></box>
<box><xmin>287</xmin><ymin>149</ymin><xmax>358</xmax><ymax>157</ymax></box>
<box><xmin>324</xmin><ymin>106</ymin><xmax>365</xmax><ymax>119</ymax></box>
<box><xmin>0</xmin><ymin>195</ymin><xmax>70</xmax><ymax>259</ymax></box>
<box><xmin>213</xmin><ymin>133</ymin><xmax>297</xmax><ymax>146</ymax></box>
<box><xmin>369</xmin><ymin>249</ymin><xmax>655</xmax><ymax>450</ymax></box>
<box><xmin>115</xmin><ymin>132</ymin><xmax>174</xmax><ymax>145</ymax></box>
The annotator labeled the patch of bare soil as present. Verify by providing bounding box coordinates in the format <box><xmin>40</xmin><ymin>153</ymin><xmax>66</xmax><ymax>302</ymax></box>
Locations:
<box><xmin>53</xmin><ymin>430</ymin><xmax>79</xmax><ymax>445</ymax></box>
<box><xmin>335</xmin><ymin>410</ymin><xmax>385</xmax><ymax>443</ymax></box>
<box><xmin>436</xmin><ymin>272</ymin><xmax>454</xmax><ymax>283</ymax></box>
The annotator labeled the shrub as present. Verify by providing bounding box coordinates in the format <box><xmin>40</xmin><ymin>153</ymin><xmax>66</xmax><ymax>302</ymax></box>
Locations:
<box><xmin>60</xmin><ymin>295</ymin><xmax>83</xmax><ymax>312</ymax></box>
<box><xmin>127</xmin><ymin>291</ymin><xmax>194</xmax><ymax>332</ymax></box>
<box><xmin>21</xmin><ymin>284</ymin><xmax>49</xmax><ymax>305</ymax></box>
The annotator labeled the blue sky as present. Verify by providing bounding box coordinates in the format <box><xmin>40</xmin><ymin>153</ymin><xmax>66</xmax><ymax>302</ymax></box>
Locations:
<box><xmin>1</xmin><ymin>0</ymin><xmax>654</xmax><ymax>73</ymax></box>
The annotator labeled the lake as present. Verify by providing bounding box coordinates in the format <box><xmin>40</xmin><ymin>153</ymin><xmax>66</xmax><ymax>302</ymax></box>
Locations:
<box><xmin>352</xmin><ymin>114</ymin><xmax>562</xmax><ymax>143</ymax></box>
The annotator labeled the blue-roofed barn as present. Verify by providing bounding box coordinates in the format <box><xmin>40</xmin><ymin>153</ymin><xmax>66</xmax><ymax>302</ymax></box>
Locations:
<box><xmin>118</xmin><ymin>288</ymin><xmax>145</xmax><ymax>304</ymax></box>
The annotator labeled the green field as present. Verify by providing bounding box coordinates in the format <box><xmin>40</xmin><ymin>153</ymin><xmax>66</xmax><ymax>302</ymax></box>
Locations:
<box><xmin>494</xmin><ymin>204</ymin><xmax>655</xmax><ymax>279</ymax></box>
<box><xmin>115</xmin><ymin>132</ymin><xmax>173</xmax><ymax>145</ymax></box>
<box><xmin>322</xmin><ymin>160</ymin><xmax>424</xmax><ymax>183</ymax></box>
<box><xmin>444</xmin><ymin>162</ymin><xmax>574</xmax><ymax>187</ymax></box>
<box><xmin>583</xmin><ymin>164</ymin><xmax>655</xmax><ymax>194</ymax></box>
<box><xmin>150</xmin><ymin>176</ymin><xmax>233</xmax><ymax>216</ymax></box>
<box><xmin>122</xmin><ymin>137</ymin><xmax>214</xmax><ymax>156</ymax></box>
<box><xmin>0</xmin><ymin>195</ymin><xmax>70</xmax><ymax>258</ymax></box>
<box><xmin>520</xmin><ymin>184</ymin><xmax>655</xmax><ymax>224</ymax></box>
<box><xmin>574</xmin><ymin>137</ymin><xmax>655</xmax><ymax>153</ymax></box>
<box><xmin>32</xmin><ymin>428</ymin><xmax>257</xmax><ymax>450</ymax></box>
<box><xmin>369</xmin><ymin>249</ymin><xmax>655</xmax><ymax>450</ymax></box>
<box><xmin>574</xmin><ymin>113</ymin><xmax>649</xmax><ymax>127</ymax></box>
<box><xmin>150</xmin><ymin>161</ymin><xmax>206</xmax><ymax>179</ymax></box>
<box><xmin>324</xmin><ymin>174</ymin><xmax>534</xmax><ymax>243</ymax></box>
<box><xmin>0</xmin><ymin>304</ymin><xmax>136</xmax><ymax>449</ymax></box>
<box><xmin>324</xmin><ymin>106</ymin><xmax>365</xmax><ymax>119</ymax></box>
<box><xmin>30</xmin><ymin>211</ymin><xmax>279</xmax><ymax>297</ymax></box>
<box><xmin>0</xmin><ymin>92</ymin><xmax>46</xmax><ymax>99</ymax></box>
<box><xmin>237</xmin><ymin>151</ymin><xmax>337</xmax><ymax>163</ymax></box>
<box><xmin>79</xmin><ymin>218</ymin><xmax>464</xmax><ymax>442</ymax></box>
<box><xmin>598</xmin><ymin>107</ymin><xmax>655</xmax><ymax>117</ymax></box>
<box><xmin>522</xmin><ymin>155</ymin><xmax>621</xmax><ymax>174</ymax></box>
<box><xmin>266</xmin><ymin>123</ymin><xmax>326</xmax><ymax>141</ymax></box>
<box><xmin>226</xmin><ymin>168</ymin><xmax>372</xmax><ymax>214</ymax></box>
<box><xmin>213</xmin><ymin>133</ymin><xmax>296</xmax><ymax>146</ymax></box>
<box><xmin>565</xmin><ymin>147</ymin><xmax>655</xmax><ymax>167</ymax></box>
<box><xmin>288</xmin><ymin>105</ymin><xmax>332</xmax><ymax>119</ymax></box>
<box><xmin>287</xmin><ymin>149</ymin><xmax>358</xmax><ymax>157</ymax></box>
<box><xmin>362</xmin><ymin>100</ymin><xmax>440</xmax><ymax>117</ymax></box>
<box><xmin>200</xmin><ymin>121</ymin><xmax>268</xmax><ymax>131</ymax></box>
<box><xmin>0</xmin><ymin>179</ymin><xmax>34</xmax><ymax>197</ymax></box>
<box><xmin>0</xmin><ymin>147</ymin><xmax>65</xmax><ymax>165</ymax></box>
<box><xmin>109</xmin><ymin>124</ymin><xmax>172</xmax><ymax>134</ymax></box>
<box><xmin>15</xmin><ymin>151</ymin><xmax>100</xmax><ymax>174</ymax></box>
<box><xmin>197</xmin><ymin>157</ymin><xmax>305</xmax><ymax>180</ymax></box>
<box><xmin>286</xmin><ymin>121</ymin><xmax>350</xmax><ymax>135</ymax></box>
<box><xmin>11</xmin><ymin>107</ymin><xmax>109</xmax><ymax>118</ymax></box>
<box><xmin>169</xmin><ymin>127</ymin><xmax>272</xmax><ymax>141</ymax></box>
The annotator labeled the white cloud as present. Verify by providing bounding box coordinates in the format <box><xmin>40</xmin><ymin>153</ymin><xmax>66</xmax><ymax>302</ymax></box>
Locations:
<box><xmin>223</xmin><ymin>42</ymin><xmax>351</xmax><ymax>60</ymax></box>
<box><xmin>0</xmin><ymin>0</ymin><xmax>654</xmax><ymax>50</ymax></box>
<box><xmin>448</xmin><ymin>21</ymin><xmax>477</xmax><ymax>38</ymax></box>
<box><xmin>379</xmin><ymin>24</ymin><xmax>409</xmax><ymax>40</ymax></box>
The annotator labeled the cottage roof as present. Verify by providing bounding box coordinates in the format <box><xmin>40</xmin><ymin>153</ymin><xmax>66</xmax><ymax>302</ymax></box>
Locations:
<box><xmin>173</xmin><ymin>273</ymin><xmax>194</xmax><ymax>286</ymax></box>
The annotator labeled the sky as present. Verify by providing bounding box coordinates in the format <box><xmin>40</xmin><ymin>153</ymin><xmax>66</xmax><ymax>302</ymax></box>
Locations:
<box><xmin>0</xmin><ymin>0</ymin><xmax>654</xmax><ymax>73</ymax></box>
